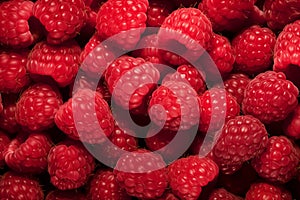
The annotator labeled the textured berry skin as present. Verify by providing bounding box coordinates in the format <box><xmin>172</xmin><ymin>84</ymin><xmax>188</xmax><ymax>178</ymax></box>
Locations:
<box><xmin>149</xmin><ymin>80</ymin><xmax>200</xmax><ymax>131</ymax></box>
<box><xmin>46</xmin><ymin>190</ymin><xmax>86</xmax><ymax>200</ymax></box>
<box><xmin>0</xmin><ymin>50</ymin><xmax>30</xmax><ymax>93</ymax></box>
<box><xmin>146</xmin><ymin>0</ymin><xmax>174</xmax><ymax>27</ymax></box>
<box><xmin>55</xmin><ymin>89</ymin><xmax>114</xmax><ymax>144</ymax></box>
<box><xmin>168</xmin><ymin>156</ymin><xmax>219</xmax><ymax>200</ymax></box>
<box><xmin>33</xmin><ymin>0</ymin><xmax>87</xmax><ymax>44</ymax></box>
<box><xmin>87</xmin><ymin>169</ymin><xmax>131</xmax><ymax>200</ymax></box>
<box><xmin>224</xmin><ymin>73</ymin><xmax>251</xmax><ymax>105</ymax></box>
<box><xmin>0</xmin><ymin>171</ymin><xmax>44</xmax><ymax>200</ymax></box>
<box><xmin>232</xmin><ymin>25</ymin><xmax>276</xmax><ymax>75</ymax></box>
<box><xmin>114</xmin><ymin>149</ymin><xmax>168</xmax><ymax>199</ymax></box>
<box><xmin>27</xmin><ymin>40</ymin><xmax>81</xmax><ymax>87</ymax></box>
<box><xmin>242</xmin><ymin>71</ymin><xmax>299</xmax><ymax>124</ymax></box>
<box><xmin>198</xmin><ymin>88</ymin><xmax>240</xmax><ymax>134</ymax></box>
<box><xmin>245</xmin><ymin>182</ymin><xmax>292</xmax><ymax>200</ymax></box>
<box><xmin>0</xmin><ymin>131</ymin><xmax>10</xmax><ymax>168</ymax></box>
<box><xmin>145</xmin><ymin>128</ymin><xmax>176</xmax><ymax>152</ymax></box>
<box><xmin>48</xmin><ymin>140</ymin><xmax>95</xmax><ymax>190</ymax></box>
<box><xmin>208</xmin><ymin>188</ymin><xmax>243</xmax><ymax>200</ymax></box>
<box><xmin>0</xmin><ymin>96</ymin><xmax>21</xmax><ymax>134</ymax></box>
<box><xmin>96</xmin><ymin>0</ymin><xmax>149</xmax><ymax>49</ymax></box>
<box><xmin>283</xmin><ymin>104</ymin><xmax>300</xmax><ymax>139</ymax></box>
<box><xmin>109</xmin><ymin>125</ymin><xmax>138</xmax><ymax>152</ymax></box>
<box><xmin>251</xmin><ymin>136</ymin><xmax>299</xmax><ymax>184</ymax></box>
<box><xmin>212</xmin><ymin>115</ymin><xmax>268</xmax><ymax>174</ymax></box>
<box><xmin>16</xmin><ymin>83</ymin><xmax>63</xmax><ymax>131</ymax></box>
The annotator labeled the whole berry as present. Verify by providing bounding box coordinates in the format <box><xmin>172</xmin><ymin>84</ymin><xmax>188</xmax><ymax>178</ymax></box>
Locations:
<box><xmin>242</xmin><ymin>71</ymin><xmax>299</xmax><ymax>124</ymax></box>
<box><xmin>0</xmin><ymin>131</ymin><xmax>10</xmax><ymax>168</ymax></box>
<box><xmin>208</xmin><ymin>188</ymin><xmax>243</xmax><ymax>200</ymax></box>
<box><xmin>46</xmin><ymin>190</ymin><xmax>86</xmax><ymax>200</ymax></box>
<box><xmin>283</xmin><ymin>104</ymin><xmax>300</xmax><ymax>139</ymax></box>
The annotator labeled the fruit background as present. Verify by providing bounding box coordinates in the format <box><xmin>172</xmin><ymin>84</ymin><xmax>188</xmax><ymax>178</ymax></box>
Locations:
<box><xmin>0</xmin><ymin>0</ymin><xmax>300</xmax><ymax>199</ymax></box>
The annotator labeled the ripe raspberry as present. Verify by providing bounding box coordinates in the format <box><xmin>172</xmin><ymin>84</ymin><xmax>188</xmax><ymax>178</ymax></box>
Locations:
<box><xmin>242</xmin><ymin>71</ymin><xmax>299</xmax><ymax>124</ymax></box>
<box><xmin>224</xmin><ymin>73</ymin><xmax>251</xmax><ymax>105</ymax></box>
<box><xmin>109</xmin><ymin>125</ymin><xmax>138</xmax><ymax>152</ymax></box>
<box><xmin>0</xmin><ymin>50</ymin><xmax>30</xmax><ymax>93</ymax></box>
<box><xmin>208</xmin><ymin>188</ymin><xmax>243</xmax><ymax>200</ymax></box>
<box><xmin>149</xmin><ymin>80</ymin><xmax>200</xmax><ymax>131</ymax></box>
<box><xmin>146</xmin><ymin>0</ymin><xmax>174</xmax><ymax>28</ymax></box>
<box><xmin>0</xmin><ymin>171</ymin><xmax>44</xmax><ymax>200</ymax></box>
<box><xmin>145</xmin><ymin>128</ymin><xmax>176</xmax><ymax>152</ymax></box>
<box><xmin>48</xmin><ymin>140</ymin><xmax>95</xmax><ymax>190</ymax></box>
<box><xmin>15</xmin><ymin>83</ymin><xmax>63</xmax><ymax>131</ymax></box>
<box><xmin>0</xmin><ymin>131</ymin><xmax>10</xmax><ymax>168</ymax></box>
<box><xmin>246</xmin><ymin>5</ymin><xmax>266</xmax><ymax>28</ymax></box>
<box><xmin>96</xmin><ymin>0</ymin><xmax>149</xmax><ymax>49</ymax></box>
<box><xmin>55</xmin><ymin>89</ymin><xmax>114</xmax><ymax>144</ymax></box>
<box><xmin>27</xmin><ymin>40</ymin><xmax>81</xmax><ymax>87</ymax></box>
<box><xmin>245</xmin><ymin>182</ymin><xmax>292</xmax><ymax>200</ymax></box>
<box><xmin>46</xmin><ymin>190</ymin><xmax>86</xmax><ymax>200</ymax></box>
<box><xmin>0</xmin><ymin>95</ymin><xmax>21</xmax><ymax>134</ymax></box>
<box><xmin>211</xmin><ymin>115</ymin><xmax>268</xmax><ymax>174</ymax></box>
<box><xmin>232</xmin><ymin>25</ymin><xmax>276</xmax><ymax>75</ymax></box>
<box><xmin>87</xmin><ymin>169</ymin><xmax>131</xmax><ymax>200</ymax></box>
<box><xmin>33</xmin><ymin>0</ymin><xmax>87</xmax><ymax>44</ymax></box>
<box><xmin>114</xmin><ymin>149</ymin><xmax>168</xmax><ymax>199</ymax></box>
<box><xmin>168</xmin><ymin>156</ymin><xmax>219</xmax><ymax>200</ymax></box>
<box><xmin>283</xmin><ymin>104</ymin><xmax>300</xmax><ymax>139</ymax></box>
<box><xmin>252</xmin><ymin>136</ymin><xmax>299</xmax><ymax>183</ymax></box>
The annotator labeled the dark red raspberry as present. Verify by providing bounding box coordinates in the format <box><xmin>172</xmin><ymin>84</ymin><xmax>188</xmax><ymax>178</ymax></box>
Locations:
<box><xmin>168</xmin><ymin>156</ymin><xmax>219</xmax><ymax>200</ymax></box>
<box><xmin>114</xmin><ymin>149</ymin><xmax>168</xmax><ymax>199</ymax></box>
<box><xmin>246</xmin><ymin>5</ymin><xmax>266</xmax><ymax>27</ymax></box>
<box><xmin>232</xmin><ymin>25</ymin><xmax>276</xmax><ymax>75</ymax></box>
<box><xmin>15</xmin><ymin>83</ymin><xmax>63</xmax><ymax>131</ymax></box>
<box><xmin>146</xmin><ymin>0</ymin><xmax>174</xmax><ymax>28</ymax></box>
<box><xmin>87</xmin><ymin>169</ymin><xmax>131</xmax><ymax>200</ymax></box>
<box><xmin>55</xmin><ymin>89</ymin><xmax>114</xmax><ymax>144</ymax></box>
<box><xmin>208</xmin><ymin>188</ymin><xmax>243</xmax><ymax>200</ymax></box>
<box><xmin>145</xmin><ymin>128</ymin><xmax>176</xmax><ymax>152</ymax></box>
<box><xmin>242</xmin><ymin>71</ymin><xmax>299</xmax><ymax>124</ymax></box>
<box><xmin>0</xmin><ymin>94</ymin><xmax>2</xmax><ymax>114</ymax></box>
<box><xmin>0</xmin><ymin>131</ymin><xmax>10</xmax><ymax>168</ymax></box>
<box><xmin>48</xmin><ymin>140</ymin><xmax>95</xmax><ymax>190</ymax></box>
<box><xmin>0</xmin><ymin>95</ymin><xmax>21</xmax><ymax>134</ymax></box>
<box><xmin>109</xmin><ymin>125</ymin><xmax>138</xmax><ymax>152</ymax></box>
<box><xmin>46</xmin><ymin>190</ymin><xmax>86</xmax><ymax>200</ymax></box>
<box><xmin>157</xmin><ymin>190</ymin><xmax>179</xmax><ymax>200</ymax></box>
<box><xmin>0</xmin><ymin>171</ymin><xmax>44</xmax><ymax>200</ymax></box>
<box><xmin>283</xmin><ymin>104</ymin><xmax>300</xmax><ymax>139</ymax></box>
<box><xmin>33</xmin><ymin>0</ymin><xmax>87</xmax><ymax>44</ymax></box>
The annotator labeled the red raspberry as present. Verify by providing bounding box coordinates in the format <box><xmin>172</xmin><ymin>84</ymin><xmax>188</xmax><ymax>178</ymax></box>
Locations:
<box><xmin>224</xmin><ymin>73</ymin><xmax>251</xmax><ymax>105</ymax></box>
<box><xmin>0</xmin><ymin>131</ymin><xmax>10</xmax><ymax>168</ymax></box>
<box><xmin>0</xmin><ymin>94</ymin><xmax>2</xmax><ymax>114</ymax></box>
<box><xmin>232</xmin><ymin>25</ymin><xmax>276</xmax><ymax>75</ymax></box>
<box><xmin>114</xmin><ymin>149</ymin><xmax>168</xmax><ymax>199</ymax></box>
<box><xmin>211</xmin><ymin>115</ymin><xmax>268</xmax><ymax>174</ymax></box>
<box><xmin>148</xmin><ymin>80</ymin><xmax>200</xmax><ymax>131</ymax></box>
<box><xmin>55</xmin><ymin>89</ymin><xmax>114</xmax><ymax>144</ymax></box>
<box><xmin>48</xmin><ymin>140</ymin><xmax>95</xmax><ymax>190</ymax></box>
<box><xmin>46</xmin><ymin>190</ymin><xmax>86</xmax><ymax>200</ymax></box>
<box><xmin>168</xmin><ymin>156</ymin><xmax>219</xmax><ymax>200</ymax></box>
<box><xmin>208</xmin><ymin>188</ymin><xmax>243</xmax><ymax>200</ymax></box>
<box><xmin>96</xmin><ymin>0</ymin><xmax>149</xmax><ymax>49</ymax></box>
<box><xmin>0</xmin><ymin>95</ymin><xmax>21</xmax><ymax>134</ymax></box>
<box><xmin>245</xmin><ymin>182</ymin><xmax>292</xmax><ymax>200</ymax></box>
<box><xmin>87</xmin><ymin>169</ymin><xmax>131</xmax><ymax>200</ymax></box>
<box><xmin>145</xmin><ymin>128</ymin><xmax>176</xmax><ymax>152</ymax></box>
<box><xmin>242</xmin><ymin>71</ymin><xmax>299</xmax><ymax>124</ymax></box>
<box><xmin>109</xmin><ymin>125</ymin><xmax>138</xmax><ymax>152</ymax></box>
<box><xmin>15</xmin><ymin>83</ymin><xmax>63</xmax><ymax>131</ymax></box>
<box><xmin>33</xmin><ymin>0</ymin><xmax>87</xmax><ymax>44</ymax></box>
<box><xmin>0</xmin><ymin>50</ymin><xmax>30</xmax><ymax>93</ymax></box>
<box><xmin>146</xmin><ymin>0</ymin><xmax>174</xmax><ymax>28</ymax></box>
<box><xmin>283</xmin><ymin>104</ymin><xmax>300</xmax><ymax>139</ymax></box>
<box><xmin>246</xmin><ymin>5</ymin><xmax>266</xmax><ymax>27</ymax></box>
<box><xmin>198</xmin><ymin>88</ymin><xmax>240</xmax><ymax>134</ymax></box>
<box><xmin>0</xmin><ymin>171</ymin><xmax>44</xmax><ymax>200</ymax></box>
<box><xmin>27</xmin><ymin>40</ymin><xmax>81</xmax><ymax>87</ymax></box>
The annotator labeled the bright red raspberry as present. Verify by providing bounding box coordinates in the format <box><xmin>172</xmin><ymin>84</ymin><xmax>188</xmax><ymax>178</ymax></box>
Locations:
<box><xmin>242</xmin><ymin>71</ymin><xmax>299</xmax><ymax>124</ymax></box>
<box><xmin>252</xmin><ymin>136</ymin><xmax>299</xmax><ymax>184</ymax></box>
<box><xmin>27</xmin><ymin>40</ymin><xmax>81</xmax><ymax>87</ymax></box>
<box><xmin>0</xmin><ymin>171</ymin><xmax>44</xmax><ymax>200</ymax></box>
<box><xmin>46</xmin><ymin>190</ymin><xmax>86</xmax><ymax>200</ymax></box>
<box><xmin>33</xmin><ymin>0</ymin><xmax>87</xmax><ymax>44</ymax></box>
<box><xmin>114</xmin><ymin>149</ymin><xmax>168</xmax><ymax>199</ymax></box>
<box><xmin>55</xmin><ymin>89</ymin><xmax>114</xmax><ymax>144</ymax></box>
<box><xmin>232</xmin><ymin>25</ymin><xmax>276</xmax><ymax>75</ymax></box>
<box><xmin>0</xmin><ymin>131</ymin><xmax>10</xmax><ymax>168</ymax></box>
<box><xmin>0</xmin><ymin>50</ymin><xmax>30</xmax><ymax>93</ymax></box>
<box><xmin>245</xmin><ymin>182</ymin><xmax>292</xmax><ymax>200</ymax></box>
<box><xmin>146</xmin><ymin>0</ymin><xmax>174</xmax><ymax>28</ymax></box>
<box><xmin>87</xmin><ymin>169</ymin><xmax>131</xmax><ymax>200</ymax></box>
<box><xmin>168</xmin><ymin>156</ymin><xmax>219</xmax><ymax>200</ymax></box>
<box><xmin>211</xmin><ymin>115</ymin><xmax>268</xmax><ymax>174</ymax></box>
<box><xmin>0</xmin><ymin>95</ymin><xmax>21</xmax><ymax>134</ymax></box>
<box><xmin>15</xmin><ymin>83</ymin><xmax>63</xmax><ymax>131</ymax></box>
<box><xmin>96</xmin><ymin>0</ymin><xmax>149</xmax><ymax>49</ymax></box>
<box><xmin>48</xmin><ymin>140</ymin><xmax>95</xmax><ymax>190</ymax></box>
<box><xmin>208</xmin><ymin>188</ymin><xmax>243</xmax><ymax>200</ymax></box>
<box><xmin>283</xmin><ymin>104</ymin><xmax>300</xmax><ymax>139</ymax></box>
<box><xmin>109</xmin><ymin>125</ymin><xmax>138</xmax><ymax>152</ymax></box>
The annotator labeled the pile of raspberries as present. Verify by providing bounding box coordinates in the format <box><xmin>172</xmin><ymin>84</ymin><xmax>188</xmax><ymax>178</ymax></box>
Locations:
<box><xmin>0</xmin><ymin>0</ymin><xmax>300</xmax><ymax>199</ymax></box>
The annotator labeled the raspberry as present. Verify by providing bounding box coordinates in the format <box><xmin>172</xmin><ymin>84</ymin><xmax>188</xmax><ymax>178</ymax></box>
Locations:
<box><xmin>168</xmin><ymin>156</ymin><xmax>219</xmax><ymax>200</ymax></box>
<box><xmin>283</xmin><ymin>104</ymin><xmax>300</xmax><ymax>139</ymax></box>
<box><xmin>245</xmin><ymin>182</ymin><xmax>292</xmax><ymax>200</ymax></box>
<box><xmin>146</xmin><ymin>0</ymin><xmax>174</xmax><ymax>28</ymax></box>
<box><xmin>145</xmin><ymin>128</ymin><xmax>176</xmax><ymax>152</ymax></box>
<box><xmin>251</xmin><ymin>136</ymin><xmax>299</xmax><ymax>184</ymax></box>
<box><xmin>27</xmin><ymin>40</ymin><xmax>81</xmax><ymax>87</ymax></box>
<box><xmin>109</xmin><ymin>125</ymin><xmax>138</xmax><ymax>152</ymax></box>
<box><xmin>55</xmin><ymin>89</ymin><xmax>114</xmax><ymax>144</ymax></box>
<box><xmin>114</xmin><ymin>149</ymin><xmax>168</xmax><ymax>199</ymax></box>
<box><xmin>0</xmin><ymin>171</ymin><xmax>44</xmax><ymax>200</ymax></box>
<box><xmin>96</xmin><ymin>0</ymin><xmax>149</xmax><ymax>49</ymax></box>
<box><xmin>232</xmin><ymin>25</ymin><xmax>276</xmax><ymax>75</ymax></box>
<box><xmin>242</xmin><ymin>71</ymin><xmax>299</xmax><ymax>124</ymax></box>
<box><xmin>208</xmin><ymin>188</ymin><xmax>243</xmax><ymax>200</ymax></box>
<box><xmin>46</xmin><ymin>190</ymin><xmax>86</xmax><ymax>200</ymax></box>
<box><xmin>47</xmin><ymin>140</ymin><xmax>95</xmax><ymax>190</ymax></box>
<box><xmin>15</xmin><ymin>83</ymin><xmax>63</xmax><ymax>131</ymax></box>
<box><xmin>87</xmin><ymin>169</ymin><xmax>131</xmax><ymax>200</ymax></box>
<box><xmin>0</xmin><ymin>50</ymin><xmax>30</xmax><ymax>93</ymax></box>
<box><xmin>0</xmin><ymin>95</ymin><xmax>21</xmax><ymax>134</ymax></box>
<box><xmin>211</xmin><ymin>115</ymin><xmax>268</xmax><ymax>174</ymax></box>
<box><xmin>0</xmin><ymin>94</ymin><xmax>2</xmax><ymax>114</ymax></box>
<box><xmin>33</xmin><ymin>0</ymin><xmax>87</xmax><ymax>44</ymax></box>
<box><xmin>0</xmin><ymin>131</ymin><xmax>10</xmax><ymax>168</ymax></box>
